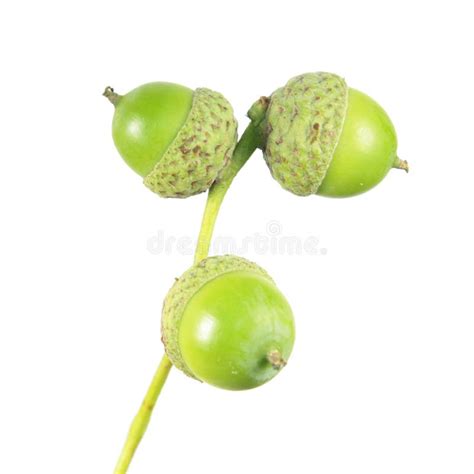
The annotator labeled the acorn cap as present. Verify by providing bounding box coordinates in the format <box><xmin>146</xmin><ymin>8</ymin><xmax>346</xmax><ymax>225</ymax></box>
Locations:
<box><xmin>263</xmin><ymin>72</ymin><xmax>348</xmax><ymax>196</ymax></box>
<box><xmin>144</xmin><ymin>88</ymin><xmax>238</xmax><ymax>198</ymax></box>
<box><xmin>161</xmin><ymin>255</ymin><xmax>272</xmax><ymax>377</ymax></box>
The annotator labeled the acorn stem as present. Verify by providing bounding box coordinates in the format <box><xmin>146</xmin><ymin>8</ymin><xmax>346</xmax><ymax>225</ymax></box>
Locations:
<box><xmin>267</xmin><ymin>350</ymin><xmax>287</xmax><ymax>370</ymax></box>
<box><xmin>112</xmin><ymin>95</ymin><xmax>269</xmax><ymax>474</ymax></box>
<box><xmin>194</xmin><ymin>99</ymin><xmax>268</xmax><ymax>263</ymax></box>
<box><xmin>113</xmin><ymin>355</ymin><xmax>172</xmax><ymax>474</ymax></box>
<box><xmin>103</xmin><ymin>86</ymin><xmax>122</xmax><ymax>106</ymax></box>
<box><xmin>393</xmin><ymin>156</ymin><xmax>409</xmax><ymax>173</ymax></box>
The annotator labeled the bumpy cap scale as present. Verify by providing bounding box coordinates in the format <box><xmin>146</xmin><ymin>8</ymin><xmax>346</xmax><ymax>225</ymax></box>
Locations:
<box><xmin>144</xmin><ymin>88</ymin><xmax>237</xmax><ymax>198</ymax></box>
<box><xmin>263</xmin><ymin>72</ymin><xmax>348</xmax><ymax>196</ymax></box>
<box><xmin>161</xmin><ymin>255</ymin><xmax>272</xmax><ymax>377</ymax></box>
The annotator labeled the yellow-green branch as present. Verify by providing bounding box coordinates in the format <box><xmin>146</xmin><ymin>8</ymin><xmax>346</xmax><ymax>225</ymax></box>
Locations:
<box><xmin>113</xmin><ymin>355</ymin><xmax>172</xmax><ymax>474</ymax></box>
<box><xmin>194</xmin><ymin>112</ymin><xmax>265</xmax><ymax>263</ymax></box>
<box><xmin>112</xmin><ymin>98</ymin><xmax>268</xmax><ymax>473</ymax></box>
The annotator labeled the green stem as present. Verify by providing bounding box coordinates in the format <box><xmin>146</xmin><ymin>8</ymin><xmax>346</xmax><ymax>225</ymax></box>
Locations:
<box><xmin>194</xmin><ymin>98</ymin><xmax>268</xmax><ymax>263</ymax></box>
<box><xmin>113</xmin><ymin>355</ymin><xmax>172</xmax><ymax>474</ymax></box>
<box><xmin>112</xmin><ymin>97</ymin><xmax>268</xmax><ymax>473</ymax></box>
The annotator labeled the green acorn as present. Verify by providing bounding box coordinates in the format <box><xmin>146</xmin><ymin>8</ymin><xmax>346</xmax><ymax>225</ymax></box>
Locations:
<box><xmin>104</xmin><ymin>82</ymin><xmax>238</xmax><ymax>198</ymax></box>
<box><xmin>161</xmin><ymin>255</ymin><xmax>295</xmax><ymax>390</ymax></box>
<box><xmin>261</xmin><ymin>72</ymin><xmax>408</xmax><ymax>198</ymax></box>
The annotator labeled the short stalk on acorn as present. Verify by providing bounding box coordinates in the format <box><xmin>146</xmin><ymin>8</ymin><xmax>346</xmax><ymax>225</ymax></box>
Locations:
<box><xmin>394</xmin><ymin>156</ymin><xmax>409</xmax><ymax>173</ymax></box>
<box><xmin>103</xmin><ymin>86</ymin><xmax>122</xmax><ymax>106</ymax></box>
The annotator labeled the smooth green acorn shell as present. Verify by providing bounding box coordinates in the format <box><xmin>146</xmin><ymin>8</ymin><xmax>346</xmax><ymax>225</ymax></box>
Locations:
<box><xmin>317</xmin><ymin>88</ymin><xmax>398</xmax><ymax>197</ymax></box>
<box><xmin>144</xmin><ymin>88</ymin><xmax>238</xmax><ymax>198</ymax></box>
<box><xmin>161</xmin><ymin>256</ymin><xmax>272</xmax><ymax>378</ymax></box>
<box><xmin>111</xmin><ymin>83</ymin><xmax>194</xmax><ymax>178</ymax></box>
<box><xmin>178</xmin><ymin>269</ymin><xmax>294</xmax><ymax>390</ymax></box>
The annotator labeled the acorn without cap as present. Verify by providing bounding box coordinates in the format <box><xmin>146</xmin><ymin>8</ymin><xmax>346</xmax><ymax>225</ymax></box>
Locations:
<box><xmin>104</xmin><ymin>82</ymin><xmax>238</xmax><ymax>198</ymax></box>
<box><xmin>161</xmin><ymin>255</ymin><xmax>295</xmax><ymax>390</ymax></box>
<box><xmin>261</xmin><ymin>72</ymin><xmax>408</xmax><ymax>198</ymax></box>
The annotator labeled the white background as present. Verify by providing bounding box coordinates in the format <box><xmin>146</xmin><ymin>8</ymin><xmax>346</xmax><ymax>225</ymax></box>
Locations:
<box><xmin>1</xmin><ymin>1</ymin><xmax>473</xmax><ymax>473</ymax></box>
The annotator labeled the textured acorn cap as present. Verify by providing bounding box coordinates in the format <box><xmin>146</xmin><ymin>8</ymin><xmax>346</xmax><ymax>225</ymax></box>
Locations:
<box><xmin>144</xmin><ymin>88</ymin><xmax>238</xmax><ymax>198</ymax></box>
<box><xmin>161</xmin><ymin>255</ymin><xmax>272</xmax><ymax>378</ymax></box>
<box><xmin>263</xmin><ymin>72</ymin><xmax>348</xmax><ymax>196</ymax></box>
